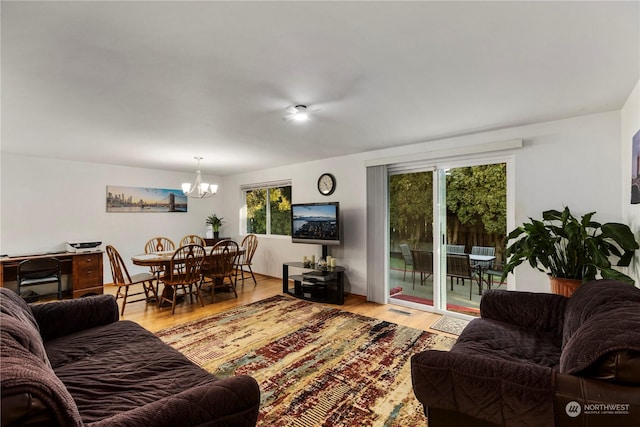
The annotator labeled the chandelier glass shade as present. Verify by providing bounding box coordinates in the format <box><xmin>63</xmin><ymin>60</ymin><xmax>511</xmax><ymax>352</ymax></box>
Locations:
<box><xmin>182</xmin><ymin>157</ymin><xmax>217</xmax><ymax>199</ymax></box>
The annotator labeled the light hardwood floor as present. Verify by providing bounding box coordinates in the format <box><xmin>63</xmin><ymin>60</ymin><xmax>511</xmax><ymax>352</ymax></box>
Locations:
<box><xmin>104</xmin><ymin>274</ymin><xmax>455</xmax><ymax>338</ymax></box>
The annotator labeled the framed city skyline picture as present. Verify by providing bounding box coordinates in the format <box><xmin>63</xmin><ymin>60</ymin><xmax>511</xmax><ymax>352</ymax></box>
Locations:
<box><xmin>106</xmin><ymin>185</ymin><xmax>188</xmax><ymax>212</ymax></box>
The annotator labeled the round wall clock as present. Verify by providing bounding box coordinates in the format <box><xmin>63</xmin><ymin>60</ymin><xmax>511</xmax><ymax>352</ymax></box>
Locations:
<box><xmin>317</xmin><ymin>173</ymin><xmax>336</xmax><ymax>196</ymax></box>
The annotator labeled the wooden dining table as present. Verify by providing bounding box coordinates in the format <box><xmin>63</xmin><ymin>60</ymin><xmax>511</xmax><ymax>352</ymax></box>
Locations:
<box><xmin>131</xmin><ymin>245</ymin><xmax>245</xmax><ymax>305</ymax></box>
<box><xmin>131</xmin><ymin>246</ymin><xmax>245</xmax><ymax>268</ymax></box>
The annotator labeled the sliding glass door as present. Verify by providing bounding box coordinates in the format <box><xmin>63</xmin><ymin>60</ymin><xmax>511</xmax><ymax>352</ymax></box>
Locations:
<box><xmin>388</xmin><ymin>169</ymin><xmax>435</xmax><ymax>308</ymax></box>
<box><xmin>388</xmin><ymin>160</ymin><xmax>508</xmax><ymax>317</ymax></box>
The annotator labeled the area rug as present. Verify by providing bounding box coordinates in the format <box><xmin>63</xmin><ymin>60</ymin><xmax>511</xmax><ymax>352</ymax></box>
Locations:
<box><xmin>156</xmin><ymin>295</ymin><xmax>457</xmax><ymax>426</ymax></box>
<box><xmin>430</xmin><ymin>315</ymin><xmax>471</xmax><ymax>336</ymax></box>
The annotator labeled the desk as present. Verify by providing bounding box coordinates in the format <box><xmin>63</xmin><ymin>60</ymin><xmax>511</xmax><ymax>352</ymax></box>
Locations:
<box><xmin>0</xmin><ymin>251</ymin><xmax>103</xmax><ymax>298</ymax></box>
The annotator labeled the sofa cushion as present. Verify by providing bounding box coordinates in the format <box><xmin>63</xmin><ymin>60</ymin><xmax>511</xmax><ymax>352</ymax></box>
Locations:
<box><xmin>562</xmin><ymin>280</ymin><xmax>640</xmax><ymax>347</ymax></box>
<box><xmin>0</xmin><ymin>288</ymin><xmax>49</xmax><ymax>367</ymax></box>
<box><xmin>45</xmin><ymin>319</ymin><xmax>230</xmax><ymax>424</ymax></box>
<box><xmin>452</xmin><ymin>318</ymin><xmax>562</xmax><ymax>369</ymax></box>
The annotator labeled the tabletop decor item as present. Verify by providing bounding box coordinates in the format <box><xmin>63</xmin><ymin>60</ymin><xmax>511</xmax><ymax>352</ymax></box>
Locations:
<box><xmin>502</xmin><ymin>207</ymin><xmax>638</xmax><ymax>295</ymax></box>
<box><xmin>206</xmin><ymin>214</ymin><xmax>225</xmax><ymax>238</ymax></box>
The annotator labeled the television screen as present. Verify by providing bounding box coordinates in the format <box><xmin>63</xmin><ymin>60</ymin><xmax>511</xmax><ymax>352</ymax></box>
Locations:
<box><xmin>291</xmin><ymin>202</ymin><xmax>340</xmax><ymax>246</ymax></box>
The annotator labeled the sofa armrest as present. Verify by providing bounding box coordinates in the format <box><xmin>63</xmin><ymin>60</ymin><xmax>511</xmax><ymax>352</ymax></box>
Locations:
<box><xmin>480</xmin><ymin>289</ymin><xmax>567</xmax><ymax>336</ymax></box>
<box><xmin>554</xmin><ymin>373</ymin><xmax>640</xmax><ymax>426</ymax></box>
<box><xmin>89</xmin><ymin>375</ymin><xmax>261</xmax><ymax>427</ymax></box>
<box><xmin>30</xmin><ymin>295</ymin><xmax>119</xmax><ymax>341</ymax></box>
<box><xmin>411</xmin><ymin>349</ymin><xmax>554</xmax><ymax>427</ymax></box>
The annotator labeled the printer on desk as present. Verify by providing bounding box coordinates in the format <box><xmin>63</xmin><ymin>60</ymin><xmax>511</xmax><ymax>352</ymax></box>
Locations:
<box><xmin>66</xmin><ymin>241</ymin><xmax>102</xmax><ymax>253</ymax></box>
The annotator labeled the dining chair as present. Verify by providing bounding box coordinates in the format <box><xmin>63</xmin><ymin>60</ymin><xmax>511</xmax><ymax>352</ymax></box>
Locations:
<box><xmin>235</xmin><ymin>234</ymin><xmax>258</xmax><ymax>286</ymax></box>
<box><xmin>446</xmin><ymin>253</ymin><xmax>480</xmax><ymax>300</ymax></box>
<box><xmin>399</xmin><ymin>244</ymin><xmax>413</xmax><ymax>281</ymax></box>
<box><xmin>105</xmin><ymin>245</ymin><xmax>157</xmax><ymax>315</ymax></box>
<box><xmin>17</xmin><ymin>257</ymin><xmax>62</xmax><ymax>301</ymax></box>
<box><xmin>158</xmin><ymin>244</ymin><xmax>206</xmax><ymax>315</ymax></box>
<box><xmin>144</xmin><ymin>236</ymin><xmax>176</xmax><ymax>286</ymax></box>
<box><xmin>179</xmin><ymin>234</ymin><xmax>206</xmax><ymax>247</ymax></box>
<box><xmin>202</xmin><ymin>240</ymin><xmax>239</xmax><ymax>301</ymax></box>
<box><xmin>410</xmin><ymin>250</ymin><xmax>433</xmax><ymax>289</ymax></box>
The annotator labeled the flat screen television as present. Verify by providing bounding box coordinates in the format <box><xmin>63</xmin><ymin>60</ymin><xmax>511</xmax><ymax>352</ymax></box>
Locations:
<box><xmin>291</xmin><ymin>202</ymin><xmax>341</xmax><ymax>246</ymax></box>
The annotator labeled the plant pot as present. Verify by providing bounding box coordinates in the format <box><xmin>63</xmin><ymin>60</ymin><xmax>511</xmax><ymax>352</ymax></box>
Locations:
<box><xmin>548</xmin><ymin>276</ymin><xmax>582</xmax><ymax>297</ymax></box>
<box><xmin>213</xmin><ymin>231</ymin><xmax>219</xmax><ymax>239</ymax></box>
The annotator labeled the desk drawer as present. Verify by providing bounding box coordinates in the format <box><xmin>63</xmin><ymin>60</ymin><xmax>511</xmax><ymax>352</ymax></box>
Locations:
<box><xmin>72</xmin><ymin>253</ymin><xmax>103</xmax><ymax>292</ymax></box>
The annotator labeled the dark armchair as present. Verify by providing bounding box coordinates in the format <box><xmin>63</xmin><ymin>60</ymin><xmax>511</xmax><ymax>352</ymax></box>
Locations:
<box><xmin>411</xmin><ymin>280</ymin><xmax>640</xmax><ymax>427</ymax></box>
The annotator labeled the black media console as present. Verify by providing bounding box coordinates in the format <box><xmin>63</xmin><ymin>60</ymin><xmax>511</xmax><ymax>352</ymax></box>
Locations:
<box><xmin>282</xmin><ymin>262</ymin><xmax>345</xmax><ymax>305</ymax></box>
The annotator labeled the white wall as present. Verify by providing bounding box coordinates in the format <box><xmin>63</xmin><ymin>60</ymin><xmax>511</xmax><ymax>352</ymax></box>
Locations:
<box><xmin>0</xmin><ymin>154</ymin><xmax>225</xmax><ymax>282</ymax></box>
<box><xmin>621</xmin><ymin>79</ymin><xmax>640</xmax><ymax>283</ymax></box>
<box><xmin>223</xmin><ymin>110</ymin><xmax>625</xmax><ymax>295</ymax></box>
<box><xmin>0</xmin><ymin>109</ymin><xmax>629</xmax><ymax>295</ymax></box>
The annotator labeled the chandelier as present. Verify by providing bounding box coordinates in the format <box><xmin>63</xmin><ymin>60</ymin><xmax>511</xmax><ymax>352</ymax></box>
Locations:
<box><xmin>182</xmin><ymin>157</ymin><xmax>218</xmax><ymax>199</ymax></box>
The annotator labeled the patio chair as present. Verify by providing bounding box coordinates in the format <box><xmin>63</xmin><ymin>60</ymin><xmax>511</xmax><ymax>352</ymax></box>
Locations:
<box><xmin>446</xmin><ymin>253</ymin><xmax>480</xmax><ymax>300</ymax></box>
<box><xmin>411</xmin><ymin>250</ymin><xmax>433</xmax><ymax>289</ymax></box>
<box><xmin>485</xmin><ymin>261</ymin><xmax>506</xmax><ymax>290</ymax></box>
<box><xmin>470</xmin><ymin>246</ymin><xmax>495</xmax><ymax>269</ymax></box>
<box><xmin>399</xmin><ymin>244</ymin><xmax>413</xmax><ymax>281</ymax></box>
<box><xmin>445</xmin><ymin>244</ymin><xmax>465</xmax><ymax>254</ymax></box>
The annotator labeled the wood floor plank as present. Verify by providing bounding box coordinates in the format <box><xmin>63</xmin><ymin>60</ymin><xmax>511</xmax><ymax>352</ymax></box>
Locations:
<box><xmin>105</xmin><ymin>274</ymin><xmax>454</xmax><ymax>337</ymax></box>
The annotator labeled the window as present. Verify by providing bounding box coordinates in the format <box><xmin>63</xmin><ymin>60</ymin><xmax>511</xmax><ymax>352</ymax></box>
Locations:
<box><xmin>244</xmin><ymin>182</ymin><xmax>292</xmax><ymax>236</ymax></box>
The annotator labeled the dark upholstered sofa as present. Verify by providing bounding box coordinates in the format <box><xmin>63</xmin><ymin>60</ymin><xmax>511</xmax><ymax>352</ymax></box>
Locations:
<box><xmin>0</xmin><ymin>288</ymin><xmax>260</xmax><ymax>427</ymax></box>
<box><xmin>411</xmin><ymin>280</ymin><xmax>640</xmax><ymax>427</ymax></box>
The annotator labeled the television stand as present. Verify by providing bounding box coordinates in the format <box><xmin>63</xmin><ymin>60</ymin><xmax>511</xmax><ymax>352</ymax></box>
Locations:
<box><xmin>282</xmin><ymin>262</ymin><xmax>345</xmax><ymax>305</ymax></box>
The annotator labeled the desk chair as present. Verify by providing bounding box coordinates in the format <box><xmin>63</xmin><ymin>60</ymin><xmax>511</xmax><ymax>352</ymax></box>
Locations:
<box><xmin>106</xmin><ymin>245</ymin><xmax>157</xmax><ymax>316</ymax></box>
<box><xmin>158</xmin><ymin>244</ymin><xmax>206</xmax><ymax>315</ymax></box>
<box><xmin>17</xmin><ymin>257</ymin><xmax>62</xmax><ymax>301</ymax></box>
<box><xmin>235</xmin><ymin>234</ymin><xmax>258</xmax><ymax>286</ymax></box>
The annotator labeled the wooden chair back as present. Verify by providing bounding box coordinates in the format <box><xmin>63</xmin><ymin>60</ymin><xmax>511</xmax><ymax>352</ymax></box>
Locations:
<box><xmin>239</xmin><ymin>234</ymin><xmax>258</xmax><ymax>265</ymax></box>
<box><xmin>206</xmin><ymin>240</ymin><xmax>239</xmax><ymax>280</ymax></box>
<box><xmin>145</xmin><ymin>237</ymin><xmax>175</xmax><ymax>253</ymax></box>
<box><xmin>166</xmin><ymin>244</ymin><xmax>206</xmax><ymax>285</ymax></box>
<box><xmin>106</xmin><ymin>245</ymin><xmax>132</xmax><ymax>286</ymax></box>
<box><xmin>179</xmin><ymin>234</ymin><xmax>206</xmax><ymax>247</ymax></box>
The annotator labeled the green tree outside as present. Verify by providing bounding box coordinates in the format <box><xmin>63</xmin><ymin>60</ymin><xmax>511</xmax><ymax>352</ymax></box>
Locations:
<box><xmin>246</xmin><ymin>186</ymin><xmax>292</xmax><ymax>235</ymax></box>
<box><xmin>390</xmin><ymin>163</ymin><xmax>506</xmax><ymax>258</ymax></box>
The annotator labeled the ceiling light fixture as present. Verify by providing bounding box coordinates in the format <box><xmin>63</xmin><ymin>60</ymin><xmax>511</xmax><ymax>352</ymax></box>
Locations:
<box><xmin>182</xmin><ymin>156</ymin><xmax>218</xmax><ymax>199</ymax></box>
<box><xmin>285</xmin><ymin>105</ymin><xmax>310</xmax><ymax>122</ymax></box>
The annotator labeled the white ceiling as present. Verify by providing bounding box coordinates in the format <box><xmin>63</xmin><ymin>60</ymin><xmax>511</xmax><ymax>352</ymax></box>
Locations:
<box><xmin>2</xmin><ymin>1</ymin><xmax>639</xmax><ymax>176</ymax></box>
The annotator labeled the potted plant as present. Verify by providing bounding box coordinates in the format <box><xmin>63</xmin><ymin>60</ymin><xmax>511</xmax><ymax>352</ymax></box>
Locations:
<box><xmin>502</xmin><ymin>207</ymin><xmax>639</xmax><ymax>296</ymax></box>
<box><xmin>206</xmin><ymin>214</ymin><xmax>224</xmax><ymax>239</ymax></box>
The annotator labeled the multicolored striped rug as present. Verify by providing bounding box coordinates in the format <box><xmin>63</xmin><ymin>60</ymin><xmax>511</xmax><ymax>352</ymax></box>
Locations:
<box><xmin>156</xmin><ymin>295</ymin><xmax>457</xmax><ymax>426</ymax></box>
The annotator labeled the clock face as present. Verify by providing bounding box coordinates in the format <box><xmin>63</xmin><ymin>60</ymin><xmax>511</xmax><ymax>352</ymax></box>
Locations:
<box><xmin>318</xmin><ymin>173</ymin><xmax>336</xmax><ymax>196</ymax></box>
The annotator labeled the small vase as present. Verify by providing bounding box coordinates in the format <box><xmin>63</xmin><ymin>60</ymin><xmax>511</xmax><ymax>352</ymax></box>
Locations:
<box><xmin>213</xmin><ymin>231</ymin><xmax>220</xmax><ymax>239</ymax></box>
<box><xmin>548</xmin><ymin>275</ymin><xmax>582</xmax><ymax>297</ymax></box>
